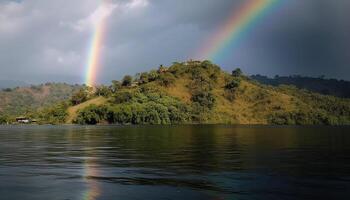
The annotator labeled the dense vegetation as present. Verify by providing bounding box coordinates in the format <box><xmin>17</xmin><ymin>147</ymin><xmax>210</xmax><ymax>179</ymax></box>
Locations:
<box><xmin>71</xmin><ymin>61</ymin><xmax>350</xmax><ymax>125</ymax></box>
<box><xmin>251</xmin><ymin>74</ymin><xmax>350</xmax><ymax>98</ymax></box>
<box><xmin>0</xmin><ymin>83</ymin><xmax>82</xmax><ymax>123</ymax></box>
<box><xmin>0</xmin><ymin>114</ymin><xmax>8</xmax><ymax>124</ymax></box>
<box><xmin>34</xmin><ymin>102</ymin><xmax>70</xmax><ymax>124</ymax></box>
<box><xmin>1</xmin><ymin>61</ymin><xmax>349</xmax><ymax>125</ymax></box>
<box><xmin>75</xmin><ymin>93</ymin><xmax>190</xmax><ymax>125</ymax></box>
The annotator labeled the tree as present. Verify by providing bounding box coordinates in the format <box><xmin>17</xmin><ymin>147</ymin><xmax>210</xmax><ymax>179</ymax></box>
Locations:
<box><xmin>75</xmin><ymin>105</ymin><xmax>109</xmax><ymax>125</ymax></box>
<box><xmin>37</xmin><ymin>102</ymin><xmax>69</xmax><ymax>124</ymax></box>
<box><xmin>122</xmin><ymin>75</ymin><xmax>133</xmax><ymax>86</ymax></box>
<box><xmin>191</xmin><ymin>91</ymin><xmax>216</xmax><ymax>109</ymax></box>
<box><xmin>113</xmin><ymin>90</ymin><xmax>134</xmax><ymax>104</ymax></box>
<box><xmin>71</xmin><ymin>88</ymin><xmax>89</xmax><ymax>105</ymax></box>
<box><xmin>0</xmin><ymin>115</ymin><xmax>8</xmax><ymax>124</ymax></box>
<box><xmin>158</xmin><ymin>65</ymin><xmax>168</xmax><ymax>73</ymax></box>
<box><xmin>110</xmin><ymin>80</ymin><xmax>122</xmax><ymax>93</ymax></box>
<box><xmin>202</xmin><ymin>60</ymin><xmax>213</xmax><ymax>67</ymax></box>
<box><xmin>148</xmin><ymin>70</ymin><xmax>159</xmax><ymax>81</ymax></box>
<box><xmin>158</xmin><ymin>73</ymin><xmax>176</xmax><ymax>87</ymax></box>
<box><xmin>95</xmin><ymin>85</ymin><xmax>111</xmax><ymax>97</ymax></box>
<box><xmin>2</xmin><ymin>88</ymin><xmax>12</xmax><ymax>92</ymax></box>
<box><xmin>225</xmin><ymin>79</ymin><xmax>240</xmax><ymax>91</ymax></box>
<box><xmin>139</xmin><ymin>72</ymin><xmax>149</xmax><ymax>84</ymax></box>
<box><xmin>232</xmin><ymin>68</ymin><xmax>243</xmax><ymax>77</ymax></box>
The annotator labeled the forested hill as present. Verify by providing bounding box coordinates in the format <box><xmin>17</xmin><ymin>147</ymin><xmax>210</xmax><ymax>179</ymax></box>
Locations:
<box><xmin>0</xmin><ymin>83</ymin><xmax>83</xmax><ymax>116</ymax></box>
<box><xmin>251</xmin><ymin>75</ymin><xmax>350</xmax><ymax>98</ymax></box>
<box><xmin>0</xmin><ymin>61</ymin><xmax>349</xmax><ymax>125</ymax></box>
<box><xmin>53</xmin><ymin>61</ymin><xmax>350</xmax><ymax>125</ymax></box>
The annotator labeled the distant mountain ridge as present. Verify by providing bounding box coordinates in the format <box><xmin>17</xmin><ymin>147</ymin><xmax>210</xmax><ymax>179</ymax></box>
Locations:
<box><xmin>0</xmin><ymin>80</ymin><xmax>28</xmax><ymax>89</ymax></box>
<box><xmin>0</xmin><ymin>83</ymin><xmax>83</xmax><ymax>116</ymax></box>
<box><xmin>251</xmin><ymin>75</ymin><xmax>350</xmax><ymax>98</ymax></box>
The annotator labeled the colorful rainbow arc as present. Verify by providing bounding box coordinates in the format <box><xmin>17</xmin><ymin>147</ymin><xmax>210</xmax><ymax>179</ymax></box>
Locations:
<box><xmin>85</xmin><ymin>7</ymin><xmax>109</xmax><ymax>87</ymax></box>
<box><xmin>82</xmin><ymin>2</ymin><xmax>110</xmax><ymax>199</ymax></box>
<box><xmin>196</xmin><ymin>0</ymin><xmax>281</xmax><ymax>61</ymax></box>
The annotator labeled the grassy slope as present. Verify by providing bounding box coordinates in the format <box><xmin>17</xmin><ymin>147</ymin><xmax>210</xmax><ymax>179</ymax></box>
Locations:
<box><xmin>66</xmin><ymin>96</ymin><xmax>108</xmax><ymax>123</ymax></box>
<box><xmin>142</xmin><ymin>67</ymin><xmax>349</xmax><ymax>125</ymax></box>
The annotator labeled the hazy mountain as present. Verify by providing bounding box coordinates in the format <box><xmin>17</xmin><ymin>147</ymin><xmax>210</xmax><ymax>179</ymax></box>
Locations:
<box><xmin>0</xmin><ymin>83</ymin><xmax>83</xmax><ymax>116</ymax></box>
<box><xmin>251</xmin><ymin>75</ymin><xmax>350</xmax><ymax>98</ymax></box>
<box><xmin>0</xmin><ymin>80</ymin><xmax>28</xmax><ymax>89</ymax></box>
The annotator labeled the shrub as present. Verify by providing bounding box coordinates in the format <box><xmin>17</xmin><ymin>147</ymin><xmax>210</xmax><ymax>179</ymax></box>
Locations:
<box><xmin>148</xmin><ymin>70</ymin><xmax>159</xmax><ymax>81</ymax></box>
<box><xmin>267</xmin><ymin>110</ymin><xmax>346</xmax><ymax>125</ymax></box>
<box><xmin>158</xmin><ymin>73</ymin><xmax>176</xmax><ymax>87</ymax></box>
<box><xmin>110</xmin><ymin>80</ymin><xmax>122</xmax><ymax>93</ymax></box>
<box><xmin>106</xmin><ymin>103</ymin><xmax>168</xmax><ymax>125</ymax></box>
<box><xmin>139</xmin><ymin>72</ymin><xmax>149</xmax><ymax>84</ymax></box>
<box><xmin>71</xmin><ymin>88</ymin><xmax>89</xmax><ymax>105</ymax></box>
<box><xmin>268</xmin><ymin>112</ymin><xmax>295</xmax><ymax>125</ymax></box>
<box><xmin>37</xmin><ymin>102</ymin><xmax>69</xmax><ymax>124</ymax></box>
<box><xmin>122</xmin><ymin>75</ymin><xmax>133</xmax><ymax>86</ymax></box>
<box><xmin>2</xmin><ymin>88</ymin><xmax>12</xmax><ymax>92</ymax></box>
<box><xmin>95</xmin><ymin>85</ymin><xmax>111</xmax><ymax>97</ymax></box>
<box><xmin>75</xmin><ymin>104</ymin><xmax>109</xmax><ymax>125</ymax></box>
<box><xmin>225</xmin><ymin>79</ymin><xmax>240</xmax><ymax>91</ymax></box>
<box><xmin>106</xmin><ymin>105</ymin><xmax>133</xmax><ymax>124</ymax></box>
<box><xmin>191</xmin><ymin>91</ymin><xmax>216</xmax><ymax>109</ymax></box>
<box><xmin>232</xmin><ymin>68</ymin><xmax>243</xmax><ymax>77</ymax></box>
<box><xmin>168</xmin><ymin>105</ymin><xmax>190</xmax><ymax>124</ymax></box>
<box><xmin>105</xmin><ymin>93</ymin><xmax>191</xmax><ymax>125</ymax></box>
<box><xmin>0</xmin><ymin>115</ymin><xmax>8</xmax><ymax>124</ymax></box>
<box><xmin>113</xmin><ymin>90</ymin><xmax>135</xmax><ymax>104</ymax></box>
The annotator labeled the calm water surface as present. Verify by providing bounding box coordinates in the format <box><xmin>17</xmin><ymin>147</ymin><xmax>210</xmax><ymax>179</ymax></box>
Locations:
<box><xmin>0</xmin><ymin>125</ymin><xmax>349</xmax><ymax>200</ymax></box>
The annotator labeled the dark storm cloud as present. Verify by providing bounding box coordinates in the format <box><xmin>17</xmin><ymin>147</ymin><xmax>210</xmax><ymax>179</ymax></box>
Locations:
<box><xmin>0</xmin><ymin>0</ymin><xmax>349</xmax><ymax>84</ymax></box>
<box><xmin>219</xmin><ymin>0</ymin><xmax>350</xmax><ymax>80</ymax></box>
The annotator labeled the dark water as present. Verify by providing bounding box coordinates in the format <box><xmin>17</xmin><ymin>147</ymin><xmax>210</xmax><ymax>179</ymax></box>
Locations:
<box><xmin>0</xmin><ymin>125</ymin><xmax>349</xmax><ymax>200</ymax></box>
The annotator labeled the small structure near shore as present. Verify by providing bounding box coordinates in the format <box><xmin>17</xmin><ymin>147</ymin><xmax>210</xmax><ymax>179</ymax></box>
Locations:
<box><xmin>16</xmin><ymin>117</ymin><xmax>31</xmax><ymax>124</ymax></box>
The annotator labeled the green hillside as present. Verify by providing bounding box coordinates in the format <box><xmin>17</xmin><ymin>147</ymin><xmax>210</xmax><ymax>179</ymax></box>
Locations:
<box><xmin>69</xmin><ymin>61</ymin><xmax>350</xmax><ymax>125</ymax></box>
<box><xmin>0</xmin><ymin>83</ymin><xmax>82</xmax><ymax>116</ymax></box>
<box><xmin>1</xmin><ymin>61</ymin><xmax>349</xmax><ymax>125</ymax></box>
<box><xmin>66</xmin><ymin>96</ymin><xmax>108</xmax><ymax>124</ymax></box>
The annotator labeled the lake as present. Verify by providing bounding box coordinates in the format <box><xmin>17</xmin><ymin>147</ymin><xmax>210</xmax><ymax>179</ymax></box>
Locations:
<box><xmin>0</xmin><ymin>125</ymin><xmax>349</xmax><ymax>200</ymax></box>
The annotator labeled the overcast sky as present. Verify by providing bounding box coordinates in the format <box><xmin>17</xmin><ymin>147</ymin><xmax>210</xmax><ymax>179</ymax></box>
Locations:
<box><xmin>0</xmin><ymin>0</ymin><xmax>349</xmax><ymax>84</ymax></box>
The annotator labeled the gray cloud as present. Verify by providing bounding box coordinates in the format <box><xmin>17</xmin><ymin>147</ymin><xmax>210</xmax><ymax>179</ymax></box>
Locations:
<box><xmin>0</xmin><ymin>0</ymin><xmax>349</xmax><ymax>84</ymax></box>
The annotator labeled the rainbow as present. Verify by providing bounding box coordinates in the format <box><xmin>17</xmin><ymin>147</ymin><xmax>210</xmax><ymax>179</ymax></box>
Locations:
<box><xmin>85</xmin><ymin>3</ymin><xmax>111</xmax><ymax>87</ymax></box>
<box><xmin>82</xmin><ymin>159</ymin><xmax>101</xmax><ymax>200</ymax></box>
<box><xmin>196</xmin><ymin>0</ymin><xmax>281</xmax><ymax>61</ymax></box>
